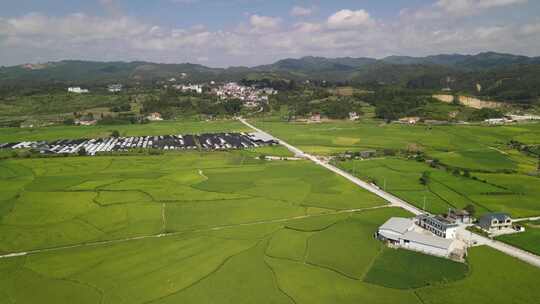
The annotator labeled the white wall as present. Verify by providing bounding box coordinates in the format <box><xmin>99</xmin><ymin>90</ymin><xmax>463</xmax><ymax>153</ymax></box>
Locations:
<box><xmin>401</xmin><ymin>240</ymin><xmax>449</xmax><ymax>258</ymax></box>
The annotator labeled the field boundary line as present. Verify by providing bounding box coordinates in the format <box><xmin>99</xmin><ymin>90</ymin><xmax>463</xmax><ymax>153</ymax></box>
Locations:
<box><xmin>0</xmin><ymin>206</ymin><xmax>389</xmax><ymax>259</ymax></box>
<box><xmin>239</xmin><ymin>118</ymin><xmax>540</xmax><ymax>269</ymax></box>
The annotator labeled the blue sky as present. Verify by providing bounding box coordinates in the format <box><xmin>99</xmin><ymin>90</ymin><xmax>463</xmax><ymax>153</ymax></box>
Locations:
<box><xmin>1</xmin><ymin>0</ymin><xmax>539</xmax><ymax>66</ymax></box>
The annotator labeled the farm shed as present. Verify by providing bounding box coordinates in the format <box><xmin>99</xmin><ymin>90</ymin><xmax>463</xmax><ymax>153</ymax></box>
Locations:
<box><xmin>377</xmin><ymin>217</ymin><xmax>459</xmax><ymax>259</ymax></box>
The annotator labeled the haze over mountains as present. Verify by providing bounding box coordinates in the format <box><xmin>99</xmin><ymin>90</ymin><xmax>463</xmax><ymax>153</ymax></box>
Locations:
<box><xmin>1</xmin><ymin>52</ymin><xmax>539</xmax><ymax>104</ymax></box>
<box><xmin>2</xmin><ymin>52</ymin><xmax>539</xmax><ymax>81</ymax></box>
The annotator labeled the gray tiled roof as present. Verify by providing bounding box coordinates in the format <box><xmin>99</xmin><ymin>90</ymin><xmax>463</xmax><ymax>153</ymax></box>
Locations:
<box><xmin>379</xmin><ymin>217</ymin><xmax>414</xmax><ymax>235</ymax></box>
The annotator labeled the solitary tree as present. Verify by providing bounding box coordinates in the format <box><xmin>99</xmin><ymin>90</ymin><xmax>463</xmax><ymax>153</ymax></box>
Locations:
<box><xmin>420</xmin><ymin>171</ymin><xmax>431</xmax><ymax>186</ymax></box>
<box><xmin>111</xmin><ymin>130</ymin><xmax>120</xmax><ymax>138</ymax></box>
<box><xmin>464</xmin><ymin>204</ymin><xmax>476</xmax><ymax>217</ymax></box>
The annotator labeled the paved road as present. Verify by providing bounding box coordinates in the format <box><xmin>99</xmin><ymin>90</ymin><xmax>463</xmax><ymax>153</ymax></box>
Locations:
<box><xmin>460</xmin><ymin>227</ymin><xmax>540</xmax><ymax>268</ymax></box>
<box><xmin>240</xmin><ymin>118</ymin><xmax>540</xmax><ymax>268</ymax></box>
<box><xmin>514</xmin><ymin>216</ymin><xmax>540</xmax><ymax>222</ymax></box>
<box><xmin>240</xmin><ymin>118</ymin><xmax>423</xmax><ymax>215</ymax></box>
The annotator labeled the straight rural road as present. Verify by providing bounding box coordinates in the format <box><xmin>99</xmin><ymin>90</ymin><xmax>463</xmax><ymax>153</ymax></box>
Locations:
<box><xmin>514</xmin><ymin>216</ymin><xmax>540</xmax><ymax>222</ymax></box>
<box><xmin>239</xmin><ymin>118</ymin><xmax>540</xmax><ymax>268</ymax></box>
<box><xmin>239</xmin><ymin>118</ymin><xmax>423</xmax><ymax>215</ymax></box>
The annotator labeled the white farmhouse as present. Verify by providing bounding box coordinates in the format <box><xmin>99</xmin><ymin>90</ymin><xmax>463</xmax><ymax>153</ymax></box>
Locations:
<box><xmin>68</xmin><ymin>87</ymin><xmax>89</xmax><ymax>94</ymax></box>
<box><xmin>377</xmin><ymin>217</ymin><xmax>461</xmax><ymax>259</ymax></box>
<box><xmin>108</xmin><ymin>84</ymin><xmax>123</xmax><ymax>93</ymax></box>
<box><xmin>416</xmin><ymin>214</ymin><xmax>459</xmax><ymax>239</ymax></box>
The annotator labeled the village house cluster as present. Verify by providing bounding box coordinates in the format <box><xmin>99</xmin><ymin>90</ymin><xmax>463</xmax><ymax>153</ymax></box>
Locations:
<box><xmin>168</xmin><ymin>80</ymin><xmax>278</xmax><ymax>108</ymax></box>
<box><xmin>212</xmin><ymin>82</ymin><xmax>277</xmax><ymax>105</ymax></box>
<box><xmin>0</xmin><ymin>132</ymin><xmax>278</xmax><ymax>156</ymax></box>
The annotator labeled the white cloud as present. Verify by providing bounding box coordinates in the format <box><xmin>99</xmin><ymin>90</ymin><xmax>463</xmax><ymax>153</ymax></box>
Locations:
<box><xmin>1</xmin><ymin>6</ymin><xmax>539</xmax><ymax>67</ymax></box>
<box><xmin>249</xmin><ymin>14</ymin><xmax>281</xmax><ymax>32</ymax></box>
<box><xmin>290</xmin><ymin>6</ymin><xmax>313</xmax><ymax>17</ymax></box>
<box><xmin>327</xmin><ymin>9</ymin><xmax>373</xmax><ymax>29</ymax></box>
<box><xmin>435</xmin><ymin>0</ymin><xmax>527</xmax><ymax>16</ymax></box>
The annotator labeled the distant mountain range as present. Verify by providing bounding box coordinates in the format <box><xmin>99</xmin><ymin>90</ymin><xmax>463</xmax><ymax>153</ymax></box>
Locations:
<box><xmin>1</xmin><ymin>52</ymin><xmax>539</xmax><ymax>103</ymax></box>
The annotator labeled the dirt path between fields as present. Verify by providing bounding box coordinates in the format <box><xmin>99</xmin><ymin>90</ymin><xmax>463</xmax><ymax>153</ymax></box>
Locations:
<box><xmin>0</xmin><ymin>205</ymin><xmax>390</xmax><ymax>259</ymax></box>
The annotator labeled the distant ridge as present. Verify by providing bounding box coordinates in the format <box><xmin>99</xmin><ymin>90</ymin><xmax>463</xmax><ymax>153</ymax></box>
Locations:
<box><xmin>1</xmin><ymin>52</ymin><xmax>539</xmax><ymax>104</ymax></box>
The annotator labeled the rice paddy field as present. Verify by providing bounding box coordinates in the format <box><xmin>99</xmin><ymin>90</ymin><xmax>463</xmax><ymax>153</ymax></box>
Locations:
<box><xmin>253</xmin><ymin>119</ymin><xmax>540</xmax><ymax>218</ymax></box>
<box><xmin>2</xmin><ymin>119</ymin><xmax>540</xmax><ymax>303</ymax></box>
<box><xmin>496</xmin><ymin>220</ymin><xmax>540</xmax><ymax>255</ymax></box>
<box><xmin>0</xmin><ymin>120</ymin><xmax>248</xmax><ymax>143</ymax></box>
<box><xmin>338</xmin><ymin>158</ymin><xmax>540</xmax><ymax>217</ymax></box>
<box><xmin>0</xmin><ymin>150</ymin><xmax>539</xmax><ymax>304</ymax></box>
<box><xmin>252</xmin><ymin>119</ymin><xmax>540</xmax><ymax>162</ymax></box>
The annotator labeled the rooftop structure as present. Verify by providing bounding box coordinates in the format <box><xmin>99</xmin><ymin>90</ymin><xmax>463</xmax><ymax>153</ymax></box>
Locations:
<box><xmin>177</xmin><ymin>84</ymin><xmax>203</xmax><ymax>94</ymax></box>
<box><xmin>397</xmin><ymin>116</ymin><xmax>421</xmax><ymax>124</ymax></box>
<box><xmin>447</xmin><ymin>209</ymin><xmax>472</xmax><ymax>224</ymax></box>
<box><xmin>68</xmin><ymin>87</ymin><xmax>89</xmax><ymax>94</ymax></box>
<box><xmin>478</xmin><ymin>213</ymin><xmax>513</xmax><ymax>233</ymax></box>
<box><xmin>1</xmin><ymin>132</ymin><xmax>277</xmax><ymax>156</ymax></box>
<box><xmin>146</xmin><ymin>112</ymin><xmax>163</xmax><ymax>121</ymax></box>
<box><xmin>377</xmin><ymin>217</ymin><xmax>461</xmax><ymax>259</ymax></box>
<box><xmin>211</xmin><ymin>82</ymin><xmax>276</xmax><ymax>104</ymax></box>
<box><xmin>108</xmin><ymin>84</ymin><xmax>123</xmax><ymax>93</ymax></box>
<box><xmin>416</xmin><ymin>214</ymin><xmax>459</xmax><ymax>239</ymax></box>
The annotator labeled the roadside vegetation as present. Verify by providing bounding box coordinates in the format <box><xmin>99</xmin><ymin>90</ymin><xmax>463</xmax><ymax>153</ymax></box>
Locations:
<box><xmin>496</xmin><ymin>220</ymin><xmax>540</xmax><ymax>255</ymax></box>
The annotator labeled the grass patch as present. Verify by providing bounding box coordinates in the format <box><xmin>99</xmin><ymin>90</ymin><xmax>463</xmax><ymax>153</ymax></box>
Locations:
<box><xmin>364</xmin><ymin>248</ymin><xmax>468</xmax><ymax>289</ymax></box>
<box><xmin>496</xmin><ymin>221</ymin><xmax>540</xmax><ymax>255</ymax></box>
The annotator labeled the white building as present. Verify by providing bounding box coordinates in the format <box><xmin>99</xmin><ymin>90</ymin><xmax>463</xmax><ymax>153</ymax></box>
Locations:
<box><xmin>180</xmin><ymin>84</ymin><xmax>203</xmax><ymax>94</ymax></box>
<box><xmin>146</xmin><ymin>112</ymin><xmax>163</xmax><ymax>121</ymax></box>
<box><xmin>68</xmin><ymin>87</ymin><xmax>89</xmax><ymax>94</ymax></box>
<box><xmin>484</xmin><ymin>118</ymin><xmax>510</xmax><ymax>125</ymax></box>
<box><xmin>377</xmin><ymin>217</ymin><xmax>460</xmax><ymax>258</ymax></box>
<box><xmin>416</xmin><ymin>214</ymin><xmax>459</xmax><ymax>239</ymax></box>
<box><xmin>108</xmin><ymin>84</ymin><xmax>123</xmax><ymax>93</ymax></box>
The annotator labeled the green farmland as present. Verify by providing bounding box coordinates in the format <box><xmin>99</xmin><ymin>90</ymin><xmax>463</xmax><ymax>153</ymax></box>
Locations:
<box><xmin>364</xmin><ymin>247</ymin><xmax>468</xmax><ymax>289</ymax></box>
<box><xmin>1</xmin><ymin>150</ymin><xmax>540</xmax><ymax>303</ymax></box>
<box><xmin>0</xmin><ymin>119</ymin><xmax>248</xmax><ymax>143</ymax></box>
<box><xmin>337</xmin><ymin>158</ymin><xmax>540</xmax><ymax>217</ymax></box>
<box><xmin>1</xmin><ymin>118</ymin><xmax>540</xmax><ymax>303</ymax></box>
<box><xmin>252</xmin><ymin>119</ymin><xmax>540</xmax><ymax>165</ymax></box>
<box><xmin>497</xmin><ymin>220</ymin><xmax>540</xmax><ymax>255</ymax></box>
<box><xmin>254</xmin><ymin>119</ymin><xmax>540</xmax><ymax>218</ymax></box>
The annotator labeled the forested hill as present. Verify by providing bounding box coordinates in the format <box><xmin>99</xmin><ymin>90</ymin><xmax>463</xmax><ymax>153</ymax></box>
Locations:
<box><xmin>1</xmin><ymin>52</ymin><xmax>539</xmax><ymax>104</ymax></box>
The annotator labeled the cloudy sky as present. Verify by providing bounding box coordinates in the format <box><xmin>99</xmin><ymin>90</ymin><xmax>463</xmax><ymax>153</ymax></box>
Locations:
<box><xmin>1</xmin><ymin>0</ymin><xmax>539</xmax><ymax>67</ymax></box>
